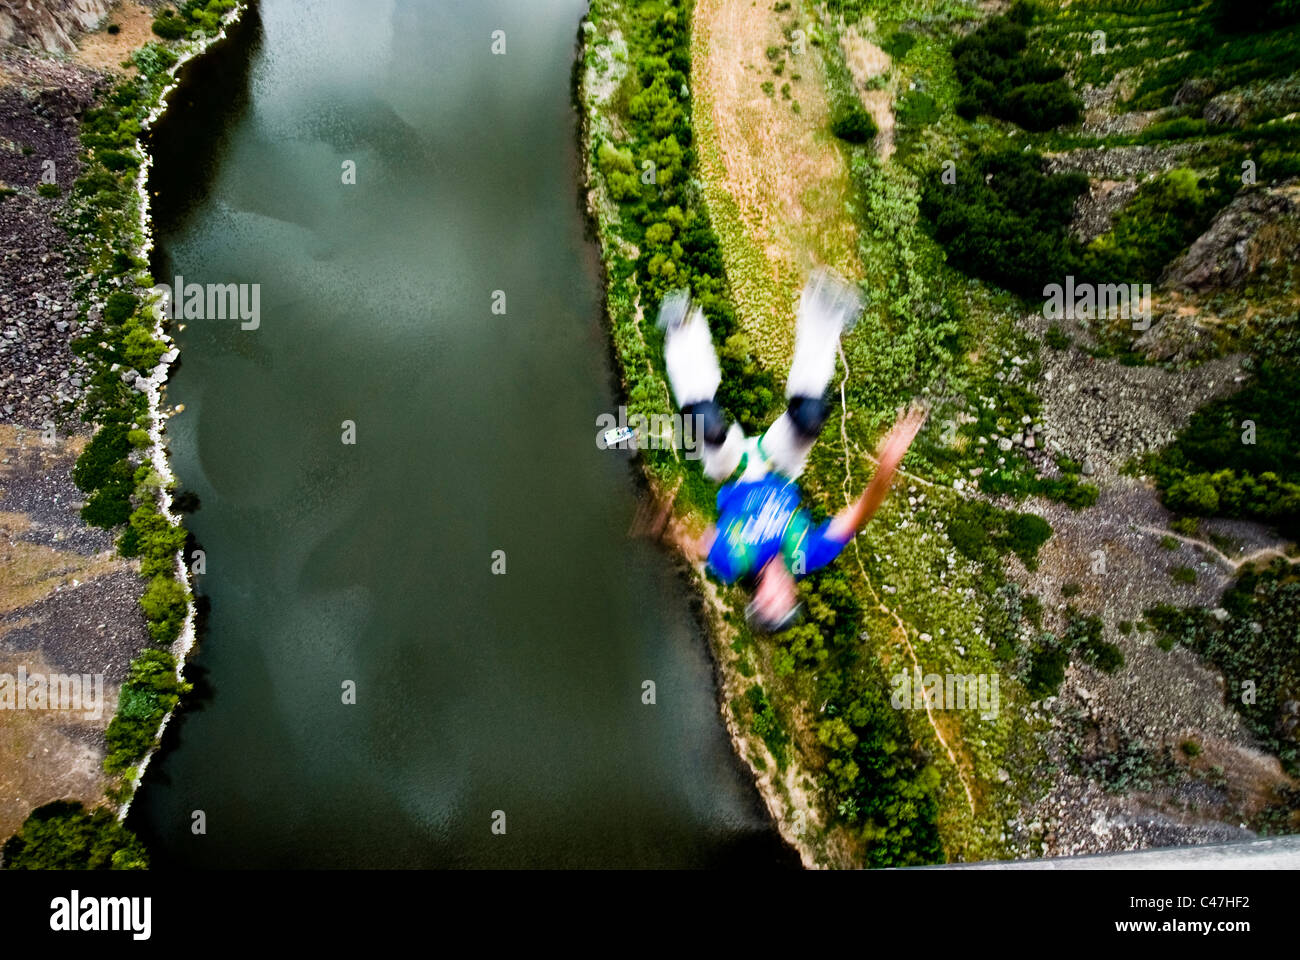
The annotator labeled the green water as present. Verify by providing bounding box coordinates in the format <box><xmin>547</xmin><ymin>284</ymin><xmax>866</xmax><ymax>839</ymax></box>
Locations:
<box><xmin>130</xmin><ymin>0</ymin><xmax>794</xmax><ymax>868</ymax></box>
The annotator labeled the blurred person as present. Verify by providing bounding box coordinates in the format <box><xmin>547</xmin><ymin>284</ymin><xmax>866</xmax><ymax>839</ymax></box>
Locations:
<box><xmin>652</xmin><ymin>269</ymin><xmax>925</xmax><ymax>631</ymax></box>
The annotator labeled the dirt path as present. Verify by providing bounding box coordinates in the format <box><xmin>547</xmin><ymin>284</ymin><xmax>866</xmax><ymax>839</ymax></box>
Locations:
<box><xmin>1136</xmin><ymin>524</ymin><xmax>1298</xmax><ymax>573</ymax></box>
<box><xmin>838</xmin><ymin>25</ymin><xmax>895</xmax><ymax>161</ymax></box>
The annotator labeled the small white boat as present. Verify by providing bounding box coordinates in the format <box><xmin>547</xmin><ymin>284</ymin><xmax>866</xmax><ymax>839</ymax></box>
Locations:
<box><xmin>603</xmin><ymin>426</ymin><xmax>636</xmax><ymax>447</ymax></box>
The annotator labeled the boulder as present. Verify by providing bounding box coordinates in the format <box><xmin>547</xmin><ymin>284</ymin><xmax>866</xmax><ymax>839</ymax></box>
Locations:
<box><xmin>1204</xmin><ymin>91</ymin><xmax>1247</xmax><ymax>128</ymax></box>
<box><xmin>1163</xmin><ymin>179</ymin><xmax>1300</xmax><ymax>291</ymax></box>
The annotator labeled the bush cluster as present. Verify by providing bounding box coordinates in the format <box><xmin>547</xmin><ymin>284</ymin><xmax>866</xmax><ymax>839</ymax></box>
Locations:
<box><xmin>591</xmin><ymin>0</ymin><xmax>778</xmax><ymax>433</ymax></box>
<box><xmin>1144</xmin><ymin>362</ymin><xmax>1300</xmax><ymax>536</ymax></box>
<box><xmin>2</xmin><ymin>801</ymin><xmax>147</xmax><ymax>870</ymax></box>
<box><xmin>60</xmin><ymin>33</ymin><xmax>201</xmax><ymax>784</ymax></box>
<box><xmin>945</xmin><ymin>500</ymin><xmax>1052</xmax><ymax>571</ymax></box>
<box><xmin>152</xmin><ymin>0</ymin><xmax>235</xmax><ymax>41</ymax></box>
<box><xmin>952</xmin><ymin>2</ymin><xmax>1081</xmax><ymax>131</ymax></box>
<box><xmin>920</xmin><ymin>149</ymin><xmax>1087</xmax><ymax>298</ymax></box>
<box><xmin>104</xmin><ymin>649</ymin><xmax>192</xmax><ymax>774</ymax></box>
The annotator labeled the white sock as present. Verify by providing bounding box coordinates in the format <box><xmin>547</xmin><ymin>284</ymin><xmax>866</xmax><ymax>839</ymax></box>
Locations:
<box><xmin>662</xmin><ymin>303</ymin><xmax>722</xmax><ymax>408</ymax></box>
<box><xmin>786</xmin><ymin>267</ymin><xmax>862</xmax><ymax>399</ymax></box>
<box><xmin>703</xmin><ymin>423</ymin><xmax>746</xmax><ymax>482</ymax></box>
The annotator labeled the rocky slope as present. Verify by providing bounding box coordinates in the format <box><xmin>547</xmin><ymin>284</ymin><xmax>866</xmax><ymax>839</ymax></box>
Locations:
<box><xmin>0</xmin><ymin>0</ymin><xmax>110</xmax><ymax>55</ymax></box>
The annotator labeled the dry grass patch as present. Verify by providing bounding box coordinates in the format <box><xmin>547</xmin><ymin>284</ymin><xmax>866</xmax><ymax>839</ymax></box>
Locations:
<box><xmin>0</xmin><ymin>649</ymin><xmax>117</xmax><ymax>841</ymax></box>
<box><xmin>839</xmin><ymin>25</ymin><xmax>895</xmax><ymax>160</ymax></box>
<box><xmin>692</xmin><ymin>0</ymin><xmax>861</xmax><ymax>371</ymax></box>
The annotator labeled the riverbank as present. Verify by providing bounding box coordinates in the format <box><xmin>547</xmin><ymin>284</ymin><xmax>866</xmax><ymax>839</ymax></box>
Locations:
<box><xmin>114</xmin><ymin>0</ymin><xmax>249</xmax><ymax>819</ymax></box>
<box><xmin>1</xmin><ymin>0</ymin><xmax>247</xmax><ymax>866</ymax></box>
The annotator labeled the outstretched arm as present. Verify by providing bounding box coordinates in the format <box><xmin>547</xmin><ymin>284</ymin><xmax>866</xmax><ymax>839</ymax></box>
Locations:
<box><xmin>826</xmin><ymin>405</ymin><xmax>927</xmax><ymax>542</ymax></box>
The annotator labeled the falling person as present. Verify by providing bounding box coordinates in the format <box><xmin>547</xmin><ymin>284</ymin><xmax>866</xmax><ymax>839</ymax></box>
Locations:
<box><xmin>654</xmin><ymin>268</ymin><xmax>926</xmax><ymax>631</ymax></box>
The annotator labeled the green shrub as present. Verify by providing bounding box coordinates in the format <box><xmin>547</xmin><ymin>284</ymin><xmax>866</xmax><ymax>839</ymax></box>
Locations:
<box><xmin>1146</xmin><ymin>362</ymin><xmax>1300</xmax><ymax>536</ymax></box>
<box><xmin>103</xmin><ymin>291</ymin><xmax>139</xmax><ymax>325</ymax></box>
<box><xmin>98</xmin><ymin>149</ymin><xmax>140</xmax><ymax>172</ymax></box>
<box><xmin>37</xmin><ymin>182</ymin><xmax>61</xmax><ymax>198</ymax></box>
<box><xmin>1034</xmin><ymin>476</ymin><xmax>1099</xmax><ymax>509</ymax></box>
<box><xmin>945</xmin><ymin>500</ymin><xmax>1052</xmax><ymax>570</ymax></box>
<box><xmin>745</xmin><ymin>684</ymin><xmax>788</xmax><ymax>766</ymax></box>
<box><xmin>1005</xmin><ymin>512</ymin><xmax>1052</xmax><ymax>568</ymax></box>
<box><xmin>131</xmin><ymin>43</ymin><xmax>178</xmax><ymax>80</ymax></box>
<box><xmin>104</xmin><ymin>649</ymin><xmax>190</xmax><ymax>773</ymax></box>
<box><xmin>1044</xmin><ymin>325</ymin><xmax>1071</xmax><ymax>350</ymax></box>
<box><xmin>951</xmin><ymin>3</ymin><xmax>1081</xmax><ymax>130</ymax></box>
<box><xmin>80</xmin><ymin>483</ymin><xmax>134</xmax><ymax>528</ymax></box>
<box><xmin>127</xmin><ymin>503</ymin><xmax>187</xmax><ymax>580</ymax></box>
<box><xmin>73</xmin><ymin>423</ymin><xmax>132</xmax><ymax>491</ymax></box>
<box><xmin>151</xmin><ymin>14</ymin><xmax>188</xmax><ymax>39</ymax></box>
<box><xmin>920</xmin><ymin>150</ymin><xmax>1087</xmax><ymax>297</ymax></box>
<box><xmin>1067</xmin><ymin>614</ymin><xmax>1125</xmax><ymax>673</ymax></box>
<box><xmin>1026</xmin><ymin>642</ymin><xmax>1068</xmax><ymax>699</ymax></box>
<box><xmin>881</xmin><ymin>31</ymin><xmax>916</xmax><ymax>61</ymax></box>
<box><xmin>122</xmin><ymin>322</ymin><xmax>166</xmax><ymax>371</ymax></box>
<box><xmin>1022</xmin><ymin>593</ymin><xmax>1043</xmax><ymax>628</ymax></box>
<box><xmin>896</xmin><ymin>90</ymin><xmax>939</xmax><ymax>127</ymax></box>
<box><xmin>72</xmin><ymin>422</ymin><xmax>136</xmax><ymax>529</ymax></box>
<box><xmin>139</xmin><ymin>574</ymin><xmax>189</xmax><ymax>645</ymax></box>
<box><xmin>830</xmin><ymin>102</ymin><xmax>877</xmax><ymax>143</ymax></box>
<box><xmin>2</xmin><ymin>801</ymin><xmax>147</xmax><ymax>869</ymax></box>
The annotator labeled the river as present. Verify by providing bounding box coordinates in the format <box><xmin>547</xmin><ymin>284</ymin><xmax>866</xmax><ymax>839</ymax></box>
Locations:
<box><xmin>129</xmin><ymin>0</ymin><xmax>795</xmax><ymax>868</ymax></box>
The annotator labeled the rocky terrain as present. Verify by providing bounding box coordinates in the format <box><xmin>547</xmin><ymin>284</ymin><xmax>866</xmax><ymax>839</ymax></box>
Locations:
<box><xmin>1165</xmin><ymin>178</ymin><xmax>1300</xmax><ymax>292</ymax></box>
<box><xmin>0</xmin><ymin>423</ymin><xmax>148</xmax><ymax>840</ymax></box>
<box><xmin>0</xmin><ymin>50</ymin><xmax>100</xmax><ymax>430</ymax></box>
<box><xmin>1006</xmin><ymin>79</ymin><xmax>1300</xmax><ymax>852</ymax></box>
<box><xmin>0</xmin><ymin>1</ymin><xmax>157</xmax><ymax>847</ymax></box>
<box><xmin>0</xmin><ymin>0</ymin><xmax>110</xmax><ymax>55</ymax></box>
